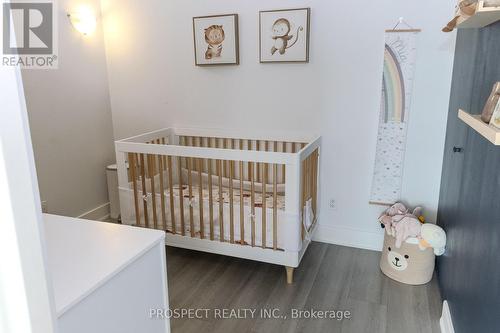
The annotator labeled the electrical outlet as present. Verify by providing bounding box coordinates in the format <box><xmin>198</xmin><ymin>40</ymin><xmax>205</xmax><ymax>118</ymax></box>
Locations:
<box><xmin>329</xmin><ymin>199</ymin><xmax>336</xmax><ymax>210</ymax></box>
<box><xmin>41</xmin><ymin>200</ymin><xmax>48</xmax><ymax>213</ymax></box>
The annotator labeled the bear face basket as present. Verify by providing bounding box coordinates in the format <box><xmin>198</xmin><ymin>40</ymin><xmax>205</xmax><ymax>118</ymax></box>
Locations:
<box><xmin>380</xmin><ymin>233</ymin><xmax>435</xmax><ymax>285</ymax></box>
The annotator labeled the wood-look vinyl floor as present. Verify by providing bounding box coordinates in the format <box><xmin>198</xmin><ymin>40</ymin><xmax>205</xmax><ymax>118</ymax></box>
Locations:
<box><xmin>166</xmin><ymin>242</ymin><xmax>442</xmax><ymax>333</ymax></box>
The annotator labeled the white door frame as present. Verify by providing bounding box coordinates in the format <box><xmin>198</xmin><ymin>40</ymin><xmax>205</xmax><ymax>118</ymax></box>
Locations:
<box><xmin>0</xmin><ymin>55</ymin><xmax>57</xmax><ymax>333</ymax></box>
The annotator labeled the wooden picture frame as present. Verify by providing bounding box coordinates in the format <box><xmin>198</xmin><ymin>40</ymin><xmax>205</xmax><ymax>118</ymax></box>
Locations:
<box><xmin>192</xmin><ymin>14</ymin><xmax>239</xmax><ymax>66</ymax></box>
<box><xmin>489</xmin><ymin>98</ymin><xmax>500</xmax><ymax>129</ymax></box>
<box><xmin>259</xmin><ymin>8</ymin><xmax>310</xmax><ymax>63</ymax></box>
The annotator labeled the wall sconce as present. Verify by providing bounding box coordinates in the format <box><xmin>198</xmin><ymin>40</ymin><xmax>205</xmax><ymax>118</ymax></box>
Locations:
<box><xmin>68</xmin><ymin>6</ymin><xmax>97</xmax><ymax>35</ymax></box>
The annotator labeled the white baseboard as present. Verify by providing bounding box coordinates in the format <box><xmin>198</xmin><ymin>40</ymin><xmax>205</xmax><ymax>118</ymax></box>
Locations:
<box><xmin>312</xmin><ymin>223</ymin><xmax>384</xmax><ymax>251</ymax></box>
<box><xmin>440</xmin><ymin>300</ymin><xmax>455</xmax><ymax>333</ymax></box>
<box><xmin>77</xmin><ymin>202</ymin><xmax>110</xmax><ymax>221</ymax></box>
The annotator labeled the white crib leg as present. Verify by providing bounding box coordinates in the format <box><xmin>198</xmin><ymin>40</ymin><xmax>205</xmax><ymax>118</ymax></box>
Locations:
<box><xmin>285</xmin><ymin>266</ymin><xmax>294</xmax><ymax>284</ymax></box>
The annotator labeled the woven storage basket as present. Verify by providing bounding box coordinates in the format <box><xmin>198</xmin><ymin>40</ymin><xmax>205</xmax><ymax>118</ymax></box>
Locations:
<box><xmin>380</xmin><ymin>232</ymin><xmax>435</xmax><ymax>285</ymax></box>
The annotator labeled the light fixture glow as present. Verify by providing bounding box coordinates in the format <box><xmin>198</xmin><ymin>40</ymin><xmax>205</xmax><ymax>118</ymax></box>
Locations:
<box><xmin>68</xmin><ymin>6</ymin><xmax>97</xmax><ymax>35</ymax></box>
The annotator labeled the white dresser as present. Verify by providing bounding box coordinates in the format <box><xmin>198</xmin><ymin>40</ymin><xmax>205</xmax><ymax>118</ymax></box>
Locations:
<box><xmin>44</xmin><ymin>214</ymin><xmax>170</xmax><ymax>333</ymax></box>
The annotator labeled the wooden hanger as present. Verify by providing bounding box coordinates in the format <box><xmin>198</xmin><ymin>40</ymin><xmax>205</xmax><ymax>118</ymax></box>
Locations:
<box><xmin>386</xmin><ymin>17</ymin><xmax>422</xmax><ymax>33</ymax></box>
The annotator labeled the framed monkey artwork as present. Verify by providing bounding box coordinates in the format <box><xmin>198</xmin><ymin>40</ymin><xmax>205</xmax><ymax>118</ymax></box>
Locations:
<box><xmin>259</xmin><ymin>8</ymin><xmax>310</xmax><ymax>63</ymax></box>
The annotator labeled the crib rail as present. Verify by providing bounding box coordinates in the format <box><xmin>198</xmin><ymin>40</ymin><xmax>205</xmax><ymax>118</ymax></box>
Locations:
<box><xmin>126</xmin><ymin>152</ymin><xmax>285</xmax><ymax>249</ymax></box>
<box><xmin>115</xmin><ymin>128</ymin><xmax>320</xmax><ymax>252</ymax></box>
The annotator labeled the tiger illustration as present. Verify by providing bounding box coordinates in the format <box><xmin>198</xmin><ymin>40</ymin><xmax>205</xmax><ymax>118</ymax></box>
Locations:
<box><xmin>204</xmin><ymin>25</ymin><xmax>225</xmax><ymax>59</ymax></box>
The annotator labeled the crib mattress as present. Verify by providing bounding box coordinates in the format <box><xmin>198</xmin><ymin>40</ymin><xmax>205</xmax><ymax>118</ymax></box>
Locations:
<box><xmin>120</xmin><ymin>184</ymin><xmax>303</xmax><ymax>251</ymax></box>
<box><xmin>170</xmin><ymin>184</ymin><xmax>285</xmax><ymax>210</ymax></box>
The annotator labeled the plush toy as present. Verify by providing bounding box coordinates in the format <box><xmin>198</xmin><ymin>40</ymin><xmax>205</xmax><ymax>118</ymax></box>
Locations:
<box><xmin>393</xmin><ymin>214</ymin><xmax>422</xmax><ymax>248</ymax></box>
<box><xmin>386</xmin><ymin>202</ymin><xmax>408</xmax><ymax>216</ymax></box>
<box><xmin>419</xmin><ymin>223</ymin><xmax>447</xmax><ymax>256</ymax></box>
<box><xmin>378</xmin><ymin>203</ymin><xmax>408</xmax><ymax>236</ymax></box>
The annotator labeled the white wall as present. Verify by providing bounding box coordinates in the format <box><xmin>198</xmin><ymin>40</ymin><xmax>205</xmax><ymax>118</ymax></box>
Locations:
<box><xmin>102</xmin><ymin>0</ymin><xmax>456</xmax><ymax>250</ymax></box>
<box><xmin>22</xmin><ymin>0</ymin><xmax>115</xmax><ymax>217</ymax></box>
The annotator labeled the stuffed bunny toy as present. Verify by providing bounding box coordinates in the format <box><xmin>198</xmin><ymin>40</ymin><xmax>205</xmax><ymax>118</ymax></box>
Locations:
<box><xmin>379</xmin><ymin>204</ymin><xmax>423</xmax><ymax>247</ymax></box>
<box><xmin>378</xmin><ymin>202</ymin><xmax>408</xmax><ymax>236</ymax></box>
<box><xmin>393</xmin><ymin>214</ymin><xmax>422</xmax><ymax>248</ymax></box>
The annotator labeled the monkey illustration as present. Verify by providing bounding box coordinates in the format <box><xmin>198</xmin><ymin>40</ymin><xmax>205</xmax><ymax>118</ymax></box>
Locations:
<box><xmin>270</xmin><ymin>18</ymin><xmax>303</xmax><ymax>55</ymax></box>
<box><xmin>204</xmin><ymin>25</ymin><xmax>225</xmax><ymax>59</ymax></box>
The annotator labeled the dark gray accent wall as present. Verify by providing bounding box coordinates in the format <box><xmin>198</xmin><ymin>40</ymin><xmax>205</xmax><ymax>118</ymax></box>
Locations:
<box><xmin>437</xmin><ymin>21</ymin><xmax>500</xmax><ymax>333</ymax></box>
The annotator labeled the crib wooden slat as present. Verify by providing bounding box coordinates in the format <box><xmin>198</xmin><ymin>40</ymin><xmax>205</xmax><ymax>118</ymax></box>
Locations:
<box><xmin>217</xmin><ymin>160</ymin><xmax>224</xmax><ymax>242</ymax></box>
<box><xmin>301</xmin><ymin>159</ymin><xmax>306</xmax><ymax>240</ymax></box>
<box><xmin>139</xmin><ymin>154</ymin><xmax>149</xmax><ymax>228</ymax></box>
<box><xmin>312</xmin><ymin>150</ymin><xmax>318</xmax><ymax>221</ymax></box>
<box><xmin>238</xmin><ymin>139</ymin><xmax>243</xmax><ymax>181</ymax></box>
<box><xmin>148</xmin><ymin>154</ymin><xmax>158</xmax><ymax>229</ymax></box>
<box><xmin>167</xmin><ymin>156</ymin><xmax>176</xmax><ymax>234</ymax></box>
<box><xmin>229</xmin><ymin>160</ymin><xmax>234</xmax><ymax>244</ymax></box>
<box><xmin>239</xmin><ymin>161</ymin><xmax>244</xmax><ymax>245</ymax></box>
<box><xmin>192</xmin><ymin>138</ymin><xmax>197</xmax><ymax>175</ymax></box>
<box><xmin>305</xmin><ymin>155</ymin><xmax>309</xmax><ymax>201</ymax></box>
<box><xmin>178</xmin><ymin>156</ymin><xmax>185</xmax><ymax>236</ymax></box>
<box><xmin>208</xmin><ymin>158</ymin><xmax>214</xmax><ymax>240</ymax></box>
<box><xmin>282</xmin><ymin>142</ymin><xmax>286</xmax><ymax>183</ymax></box>
<box><xmin>158</xmin><ymin>154</ymin><xmax>167</xmax><ymax>231</ymax></box>
<box><xmin>223</xmin><ymin>139</ymin><xmax>228</xmax><ymax>177</ymax></box>
<box><xmin>128</xmin><ymin>153</ymin><xmax>141</xmax><ymax>226</ymax></box>
<box><xmin>247</xmin><ymin>140</ymin><xmax>252</xmax><ymax>180</ymax></box>
<box><xmin>256</xmin><ymin>141</ymin><xmax>261</xmax><ymax>182</ymax></box>
<box><xmin>161</xmin><ymin>138</ymin><xmax>167</xmax><ymax>173</ymax></box>
<box><xmin>187</xmin><ymin>157</ymin><xmax>194</xmax><ymax>237</ymax></box>
<box><xmin>250</xmin><ymin>162</ymin><xmax>255</xmax><ymax>247</ymax></box>
<box><xmin>309</xmin><ymin>152</ymin><xmax>314</xmax><ymax>201</ymax></box>
<box><xmin>273</xmin><ymin>163</ymin><xmax>278</xmax><ymax>250</ymax></box>
<box><xmin>262</xmin><ymin>163</ymin><xmax>267</xmax><ymax>249</ymax></box>
<box><xmin>202</xmin><ymin>137</ymin><xmax>208</xmax><ymax>173</ymax></box>
<box><xmin>198</xmin><ymin>158</ymin><xmax>204</xmax><ymax>239</ymax></box>
<box><xmin>309</xmin><ymin>153</ymin><xmax>313</xmax><ymax>202</ymax></box>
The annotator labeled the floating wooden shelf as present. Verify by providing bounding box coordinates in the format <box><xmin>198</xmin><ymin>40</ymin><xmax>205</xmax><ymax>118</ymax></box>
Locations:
<box><xmin>457</xmin><ymin>1</ymin><xmax>500</xmax><ymax>29</ymax></box>
<box><xmin>458</xmin><ymin>109</ymin><xmax>500</xmax><ymax>145</ymax></box>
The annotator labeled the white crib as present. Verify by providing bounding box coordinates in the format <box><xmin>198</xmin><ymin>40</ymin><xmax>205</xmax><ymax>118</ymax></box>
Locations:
<box><xmin>115</xmin><ymin>128</ymin><xmax>321</xmax><ymax>283</ymax></box>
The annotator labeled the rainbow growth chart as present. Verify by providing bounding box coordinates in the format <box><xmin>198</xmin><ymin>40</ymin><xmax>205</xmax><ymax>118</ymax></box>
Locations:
<box><xmin>370</xmin><ymin>30</ymin><xmax>419</xmax><ymax>205</ymax></box>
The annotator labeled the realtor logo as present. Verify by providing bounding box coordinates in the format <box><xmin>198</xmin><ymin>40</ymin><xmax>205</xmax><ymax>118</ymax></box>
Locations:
<box><xmin>2</xmin><ymin>1</ymin><xmax>58</xmax><ymax>68</ymax></box>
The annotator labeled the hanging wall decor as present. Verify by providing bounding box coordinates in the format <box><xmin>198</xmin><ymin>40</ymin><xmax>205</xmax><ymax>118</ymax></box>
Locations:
<box><xmin>259</xmin><ymin>8</ymin><xmax>310</xmax><ymax>63</ymax></box>
<box><xmin>193</xmin><ymin>14</ymin><xmax>239</xmax><ymax>66</ymax></box>
<box><xmin>370</xmin><ymin>25</ymin><xmax>420</xmax><ymax>205</ymax></box>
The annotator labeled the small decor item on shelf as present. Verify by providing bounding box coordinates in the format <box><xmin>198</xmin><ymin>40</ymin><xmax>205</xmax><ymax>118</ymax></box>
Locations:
<box><xmin>488</xmin><ymin>98</ymin><xmax>500</xmax><ymax>129</ymax></box>
<box><xmin>484</xmin><ymin>0</ymin><xmax>500</xmax><ymax>7</ymax></box>
<box><xmin>443</xmin><ymin>0</ymin><xmax>478</xmax><ymax>32</ymax></box>
<box><xmin>460</xmin><ymin>0</ymin><xmax>480</xmax><ymax>14</ymax></box>
<box><xmin>481</xmin><ymin>82</ymin><xmax>500</xmax><ymax>123</ymax></box>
